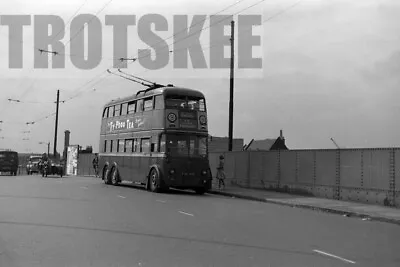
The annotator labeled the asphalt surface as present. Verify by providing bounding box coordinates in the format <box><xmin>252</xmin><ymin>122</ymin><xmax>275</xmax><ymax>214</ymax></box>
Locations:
<box><xmin>0</xmin><ymin>174</ymin><xmax>399</xmax><ymax>267</ymax></box>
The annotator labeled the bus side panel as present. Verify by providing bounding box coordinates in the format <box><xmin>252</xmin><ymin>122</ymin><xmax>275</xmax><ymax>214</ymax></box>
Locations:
<box><xmin>130</xmin><ymin>156</ymin><xmax>142</xmax><ymax>183</ymax></box>
<box><xmin>138</xmin><ymin>156</ymin><xmax>151</xmax><ymax>183</ymax></box>
<box><xmin>119</xmin><ymin>156</ymin><xmax>132</xmax><ymax>182</ymax></box>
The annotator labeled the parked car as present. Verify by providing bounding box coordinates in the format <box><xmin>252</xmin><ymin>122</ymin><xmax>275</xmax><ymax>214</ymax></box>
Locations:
<box><xmin>26</xmin><ymin>156</ymin><xmax>42</xmax><ymax>175</ymax></box>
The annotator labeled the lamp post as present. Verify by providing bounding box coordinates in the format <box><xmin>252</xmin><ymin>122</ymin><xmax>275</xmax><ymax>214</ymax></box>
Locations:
<box><xmin>39</xmin><ymin>142</ymin><xmax>50</xmax><ymax>156</ymax></box>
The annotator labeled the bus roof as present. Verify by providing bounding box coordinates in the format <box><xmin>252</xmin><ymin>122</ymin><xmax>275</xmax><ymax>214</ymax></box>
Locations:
<box><xmin>103</xmin><ymin>86</ymin><xmax>205</xmax><ymax>107</ymax></box>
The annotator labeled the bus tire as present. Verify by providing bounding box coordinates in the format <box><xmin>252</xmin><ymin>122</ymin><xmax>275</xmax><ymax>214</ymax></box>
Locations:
<box><xmin>111</xmin><ymin>167</ymin><xmax>119</xmax><ymax>186</ymax></box>
<box><xmin>148</xmin><ymin>168</ymin><xmax>161</xmax><ymax>193</ymax></box>
<box><xmin>103</xmin><ymin>166</ymin><xmax>111</xmax><ymax>184</ymax></box>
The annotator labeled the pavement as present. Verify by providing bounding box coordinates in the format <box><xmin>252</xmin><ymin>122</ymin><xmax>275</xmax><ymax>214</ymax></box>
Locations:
<box><xmin>1</xmin><ymin>174</ymin><xmax>400</xmax><ymax>267</ymax></box>
<box><xmin>208</xmin><ymin>186</ymin><xmax>400</xmax><ymax>226</ymax></box>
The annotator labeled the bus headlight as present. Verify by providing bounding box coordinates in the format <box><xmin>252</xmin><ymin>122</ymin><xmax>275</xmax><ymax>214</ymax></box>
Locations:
<box><xmin>169</xmin><ymin>169</ymin><xmax>175</xmax><ymax>175</ymax></box>
<box><xmin>201</xmin><ymin>170</ymin><xmax>207</xmax><ymax>176</ymax></box>
<box><xmin>199</xmin><ymin>115</ymin><xmax>207</xmax><ymax>125</ymax></box>
<box><xmin>167</xmin><ymin>113</ymin><xmax>177</xmax><ymax>122</ymax></box>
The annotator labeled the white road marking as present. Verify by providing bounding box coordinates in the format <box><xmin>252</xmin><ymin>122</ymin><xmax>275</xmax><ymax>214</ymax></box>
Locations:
<box><xmin>313</xmin><ymin>249</ymin><xmax>356</xmax><ymax>264</ymax></box>
<box><xmin>156</xmin><ymin>200</ymin><xmax>166</xmax><ymax>203</ymax></box>
<box><xmin>179</xmin><ymin>211</ymin><xmax>194</xmax><ymax>217</ymax></box>
<box><xmin>117</xmin><ymin>195</ymin><xmax>126</xmax><ymax>199</ymax></box>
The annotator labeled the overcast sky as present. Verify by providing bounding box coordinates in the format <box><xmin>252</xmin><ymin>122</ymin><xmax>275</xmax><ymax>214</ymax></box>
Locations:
<box><xmin>0</xmin><ymin>0</ymin><xmax>399</xmax><ymax>154</ymax></box>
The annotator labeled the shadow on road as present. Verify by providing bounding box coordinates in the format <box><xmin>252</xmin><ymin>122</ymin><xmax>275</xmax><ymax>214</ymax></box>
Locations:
<box><xmin>114</xmin><ymin>182</ymin><xmax>213</xmax><ymax>197</ymax></box>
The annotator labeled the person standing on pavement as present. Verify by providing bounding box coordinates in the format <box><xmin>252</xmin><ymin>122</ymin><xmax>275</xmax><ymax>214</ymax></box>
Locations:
<box><xmin>216</xmin><ymin>154</ymin><xmax>226</xmax><ymax>190</ymax></box>
<box><xmin>92</xmin><ymin>153</ymin><xmax>99</xmax><ymax>177</ymax></box>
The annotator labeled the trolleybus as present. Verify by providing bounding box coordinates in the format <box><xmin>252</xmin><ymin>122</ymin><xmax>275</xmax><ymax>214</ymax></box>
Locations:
<box><xmin>99</xmin><ymin>84</ymin><xmax>212</xmax><ymax>194</ymax></box>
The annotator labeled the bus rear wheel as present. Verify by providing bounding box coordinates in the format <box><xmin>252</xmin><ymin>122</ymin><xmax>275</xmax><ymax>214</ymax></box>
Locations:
<box><xmin>111</xmin><ymin>167</ymin><xmax>119</xmax><ymax>185</ymax></box>
<box><xmin>149</xmin><ymin>168</ymin><xmax>161</xmax><ymax>193</ymax></box>
<box><xmin>103</xmin><ymin>167</ymin><xmax>111</xmax><ymax>185</ymax></box>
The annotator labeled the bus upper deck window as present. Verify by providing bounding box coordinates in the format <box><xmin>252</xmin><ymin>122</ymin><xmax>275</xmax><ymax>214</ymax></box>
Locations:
<box><xmin>114</xmin><ymin>104</ymin><xmax>121</xmax><ymax>116</ymax></box>
<box><xmin>102</xmin><ymin>107</ymin><xmax>109</xmax><ymax>118</ymax></box>
<box><xmin>155</xmin><ymin>95</ymin><xmax>164</xmax><ymax>109</ymax></box>
<box><xmin>165</xmin><ymin>95</ymin><xmax>185</xmax><ymax>109</ymax></box>
<box><xmin>136</xmin><ymin>99</ymin><xmax>143</xmax><ymax>112</ymax></box>
<box><xmin>188</xmin><ymin>100</ymin><xmax>199</xmax><ymax>110</ymax></box>
<box><xmin>121</xmin><ymin>103</ymin><xmax>128</xmax><ymax>115</ymax></box>
<box><xmin>199</xmin><ymin>99</ymin><xmax>205</xmax><ymax>111</ymax></box>
<box><xmin>143</xmin><ymin>97</ymin><xmax>153</xmax><ymax>111</ymax></box>
<box><xmin>128</xmin><ymin>101</ymin><xmax>136</xmax><ymax>114</ymax></box>
<box><xmin>109</xmin><ymin>106</ymin><xmax>114</xmax><ymax>118</ymax></box>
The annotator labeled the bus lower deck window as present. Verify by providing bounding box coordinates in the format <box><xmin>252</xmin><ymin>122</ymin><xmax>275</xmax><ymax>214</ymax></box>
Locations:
<box><xmin>140</xmin><ymin>138</ymin><xmax>150</xmax><ymax>153</ymax></box>
<box><xmin>118</xmin><ymin>140</ymin><xmax>124</xmax><ymax>153</ymax></box>
<box><xmin>124</xmin><ymin>139</ymin><xmax>133</xmax><ymax>153</ymax></box>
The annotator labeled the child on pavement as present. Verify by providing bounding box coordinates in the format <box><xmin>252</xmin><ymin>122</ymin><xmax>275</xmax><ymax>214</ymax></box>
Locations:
<box><xmin>216</xmin><ymin>155</ymin><xmax>226</xmax><ymax>190</ymax></box>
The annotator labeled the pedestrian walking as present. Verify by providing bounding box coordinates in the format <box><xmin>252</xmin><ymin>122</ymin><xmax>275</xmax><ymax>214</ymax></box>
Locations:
<box><xmin>216</xmin><ymin>154</ymin><xmax>226</xmax><ymax>190</ymax></box>
<box><xmin>92</xmin><ymin>153</ymin><xmax>99</xmax><ymax>178</ymax></box>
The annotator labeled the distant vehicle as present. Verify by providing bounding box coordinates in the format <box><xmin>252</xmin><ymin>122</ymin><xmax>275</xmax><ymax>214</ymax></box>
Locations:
<box><xmin>99</xmin><ymin>84</ymin><xmax>212</xmax><ymax>194</ymax></box>
<box><xmin>0</xmin><ymin>150</ymin><xmax>19</xmax><ymax>176</ymax></box>
<box><xmin>44</xmin><ymin>158</ymin><xmax>64</xmax><ymax>177</ymax></box>
<box><xmin>26</xmin><ymin>155</ymin><xmax>42</xmax><ymax>175</ymax></box>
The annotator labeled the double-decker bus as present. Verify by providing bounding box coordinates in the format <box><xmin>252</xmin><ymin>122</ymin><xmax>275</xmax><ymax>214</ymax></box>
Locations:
<box><xmin>0</xmin><ymin>150</ymin><xmax>19</xmax><ymax>176</ymax></box>
<box><xmin>99</xmin><ymin>84</ymin><xmax>212</xmax><ymax>194</ymax></box>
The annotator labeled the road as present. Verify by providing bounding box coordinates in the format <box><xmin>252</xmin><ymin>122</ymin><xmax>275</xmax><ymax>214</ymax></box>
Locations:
<box><xmin>0</xmin><ymin>174</ymin><xmax>399</xmax><ymax>267</ymax></box>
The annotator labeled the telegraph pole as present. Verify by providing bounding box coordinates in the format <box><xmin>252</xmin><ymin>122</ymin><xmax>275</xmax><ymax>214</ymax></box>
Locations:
<box><xmin>53</xmin><ymin>90</ymin><xmax>60</xmax><ymax>158</ymax></box>
<box><xmin>228</xmin><ymin>20</ymin><xmax>235</xmax><ymax>151</ymax></box>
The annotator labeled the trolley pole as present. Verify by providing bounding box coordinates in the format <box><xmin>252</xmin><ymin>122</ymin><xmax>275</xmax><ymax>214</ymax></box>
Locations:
<box><xmin>53</xmin><ymin>90</ymin><xmax>60</xmax><ymax>158</ymax></box>
<box><xmin>228</xmin><ymin>20</ymin><xmax>235</xmax><ymax>152</ymax></box>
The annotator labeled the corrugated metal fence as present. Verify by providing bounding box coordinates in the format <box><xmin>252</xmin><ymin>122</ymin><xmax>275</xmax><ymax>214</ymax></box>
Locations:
<box><xmin>77</xmin><ymin>154</ymin><xmax>96</xmax><ymax>176</ymax></box>
<box><xmin>76</xmin><ymin>148</ymin><xmax>400</xmax><ymax>207</ymax></box>
<box><xmin>209</xmin><ymin>148</ymin><xmax>400</xmax><ymax>208</ymax></box>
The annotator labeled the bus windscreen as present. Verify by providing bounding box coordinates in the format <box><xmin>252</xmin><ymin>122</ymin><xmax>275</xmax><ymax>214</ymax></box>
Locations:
<box><xmin>165</xmin><ymin>96</ymin><xmax>205</xmax><ymax>111</ymax></box>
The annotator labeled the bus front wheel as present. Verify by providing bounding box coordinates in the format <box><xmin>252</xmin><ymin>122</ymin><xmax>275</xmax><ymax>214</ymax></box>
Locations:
<box><xmin>111</xmin><ymin>167</ymin><xmax>119</xmax><ymax>186</ymax></box>
<box><xmin>148</xmin><ymin>168</ymin><xmax>161</xmax><ymax>193</ymax></box>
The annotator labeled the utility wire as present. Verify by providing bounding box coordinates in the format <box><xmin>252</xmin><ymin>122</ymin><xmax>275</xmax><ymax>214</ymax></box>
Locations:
<box><xmin>109</xmin><ymin>0</ymin><xmax>304</xmax><ymax>83</ymax></box>
<box><xmin>63</xmin><ymin>0</ymin><xmax>259</xmax><ymax>102</ymax></box>
<box><xmin>0</xmin><ymin>0</ymin><xmax>89</xmax><ymax>115</ymax></box>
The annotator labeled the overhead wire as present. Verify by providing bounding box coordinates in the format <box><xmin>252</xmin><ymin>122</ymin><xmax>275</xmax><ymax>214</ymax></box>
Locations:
<box><xmin>106</xmin><ymin>0</ymin><xmax>304</xmax><ymax>85</ymax></box>
<box><xmin>1</xmin><ymin>0</ymin><xmax>302</xmax><ymax>135</ymax></box>
<box><xmin>0</xmin><ymin>0</ymin><xmax>89</xmax><ymax>117</ymax></box>
<box><xmin>0</xmin><ymin>0</ymin><xmax>114</xmax><ymax>147</ymax></box>
<box><xmin>62</xmin><ymin>0</ymin><xmax>256</xmax><ymax>102</ymax></box>
<box><xmin>2</xmin><ymin>0</ymin><xmax>255</xmax><ymax>107</ymax></box>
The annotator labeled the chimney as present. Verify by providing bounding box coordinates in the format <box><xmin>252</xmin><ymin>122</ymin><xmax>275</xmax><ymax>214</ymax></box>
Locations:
<box><xmin>280</xmin><ymin>129</ymin><xmax>283</xmax><ymax>139</ymax></box>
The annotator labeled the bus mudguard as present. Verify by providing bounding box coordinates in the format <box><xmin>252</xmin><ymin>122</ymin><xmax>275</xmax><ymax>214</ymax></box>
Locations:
<box><xmin>148</xmin><ymin>164</ymin><xmax>164</xmax><ymax>179</ymax></box>
<box><xmin>147</xmin><ymin>164</ymin><xmax>165</xmax><ymax>189</ymax></box>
